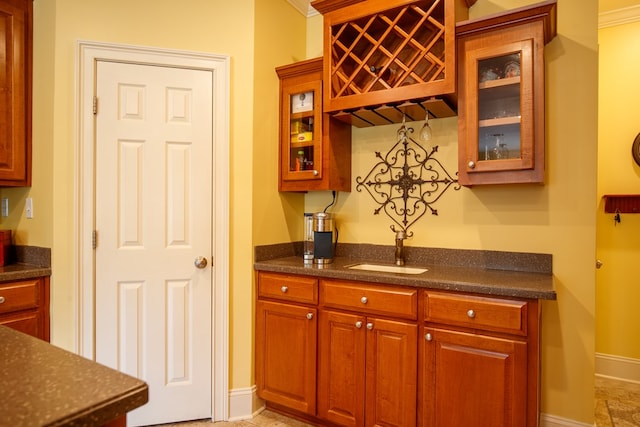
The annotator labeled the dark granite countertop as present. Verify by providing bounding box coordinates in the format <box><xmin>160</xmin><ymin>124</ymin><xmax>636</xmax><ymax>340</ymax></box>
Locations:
<box><xmin>254</xmin><ymin>243</ymin><xmax>556</xmax><ymax>300</ymax></box>
<box><xmin>0</xmin><ymin>263</ymin><xmax>51</xmax><ymax>282</ymax></box>
<box><xmin>0</xmin><ymin>326</ymin><xmax>148</xmax><ymax>426</ymax></box>
<box><xmin>0</xmin><ymin>246</ymin><xmax>51</xmax><ymax>282</ymax></box>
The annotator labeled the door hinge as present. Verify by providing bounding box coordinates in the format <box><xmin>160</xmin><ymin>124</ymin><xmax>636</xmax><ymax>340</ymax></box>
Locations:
<box><xmin>92</xmin><ymin>230</ymin><xmax>97</xmax><ymax>249</ymax></box>
<box><xmin>93</xmin><ymin>96</ymin><xmax>98</xmax><ymax>115</ymax></box>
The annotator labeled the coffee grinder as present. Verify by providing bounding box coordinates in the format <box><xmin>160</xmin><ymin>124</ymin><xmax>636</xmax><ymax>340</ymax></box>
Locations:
<box><xmin>312</xmin><ymin>212</ymin><xmax>335</xmax><ymax>264</ymax></box>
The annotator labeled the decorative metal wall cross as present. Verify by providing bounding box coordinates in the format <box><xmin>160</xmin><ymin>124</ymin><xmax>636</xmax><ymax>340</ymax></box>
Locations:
<box><xmin>355</xmin><ymin>117</ymin><xmax>460</xmax><ymax>237</ymax></box>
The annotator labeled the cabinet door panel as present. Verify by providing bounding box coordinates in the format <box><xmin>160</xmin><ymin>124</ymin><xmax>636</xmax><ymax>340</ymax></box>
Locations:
<box><xmin>366</xmin><ymin>318</ymin><xmax>417</xmax><ymax>427</ymax></box>
<box><xmin>0</xmin><ymin>0</ymin><xmax>31</xmax><ymax>186</ymax></box>
<box><xmin>318</xmin><ymin>309</ymin><xmax>366</xmax><ymax>426</ymax></box>
<box><xmin>256</xmin><ymin>300</ymin><xmax>317</xmax><ymax>415</ymax></box>
<box><xmin>0</xmin><ymin>311</ymin><xmax>38</xmax><ymax>337</ymax></box>
<box><xmin>421</xmin><ymin>327</ymin><xmax>527</xmax><ymax>427</ymax></box>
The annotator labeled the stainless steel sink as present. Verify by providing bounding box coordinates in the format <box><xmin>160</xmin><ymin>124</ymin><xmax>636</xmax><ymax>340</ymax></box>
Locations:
<box><xmin>347</xmin><ymin>263</ymin><xmax>428</xmax><ymax>275</ymax></box>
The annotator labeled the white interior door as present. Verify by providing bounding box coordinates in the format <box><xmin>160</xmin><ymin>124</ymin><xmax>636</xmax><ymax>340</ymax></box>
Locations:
<box><xmin>95</xmin><ymin>60</ymin><xmax>213</xmax><ymax>426</ymax></box>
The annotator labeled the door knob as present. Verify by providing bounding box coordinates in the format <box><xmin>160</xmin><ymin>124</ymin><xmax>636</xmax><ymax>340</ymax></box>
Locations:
<box><xmin>194</xmin><ymin>256</ymin><xmax>208</xmax><ymax>269</ymax></box>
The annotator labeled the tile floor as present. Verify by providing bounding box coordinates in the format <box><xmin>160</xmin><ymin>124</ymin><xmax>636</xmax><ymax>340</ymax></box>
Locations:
<box><xmin>595</xmin><ymin>376</ymin><xmax>640</xmax><ymax>426</ymax></box>
<box><xmin>156</xmin><ymin>409</ymin><xmax>311</xmax><ymax>427</ymax></box>
<box><xmin>153</xmin><ymin>376</ymin><xmax>640</xmax><ymax>426</ymax></box>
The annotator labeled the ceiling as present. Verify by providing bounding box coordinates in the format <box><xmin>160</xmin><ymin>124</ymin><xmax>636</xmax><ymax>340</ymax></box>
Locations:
<box><xmin>287</xmin><ymin>0</ymin><xmax>318</xmax><ymax>17</ymax></box>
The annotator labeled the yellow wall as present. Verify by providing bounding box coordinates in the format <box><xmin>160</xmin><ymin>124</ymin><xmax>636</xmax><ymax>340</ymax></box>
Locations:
<box><xmin>597</xmin><ymin>20</ymin><xmax>640</xmax><ymax>359</ymax></box>
<box><xmin>0</xmin><ymin>0</ymin><xmax>306</xmax><ymax>393</ymax></box>
<box><xmin>304</xmin><ymin>0</ymin><xmax>598</xmax><ymax>423</ymax></box>
<box><xmin>0</xmin><ymin>0</ymin><xmax>598</xmax><ymax>424</ymax></box>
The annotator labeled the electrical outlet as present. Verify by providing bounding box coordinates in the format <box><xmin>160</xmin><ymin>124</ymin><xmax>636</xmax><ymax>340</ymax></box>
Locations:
<box><xmin>1</xmin><ymin>199</ymin><xmax>8</xmax><ymax>217</ymax></box>
<box><xmin>25</xmin><ymin>197</ymin><xmax>33</xmax><ymax>219</ymax></box>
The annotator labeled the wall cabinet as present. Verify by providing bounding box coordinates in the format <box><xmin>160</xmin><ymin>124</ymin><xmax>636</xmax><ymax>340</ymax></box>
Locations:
<box><xmin>0</xmin><ymin>276</ymin><xmax>50</xmax><ymax>341</ymax></box>
<box><xmin>420</xmin><ymin>291</ymin><xmax>539</xmax><ymax>427</ymax></box>
<box><xmin>317</xmin><ymin>278</ymin><xmax>419</xmax><ymax>427</ymax></box>
<box><xmin>276</xmin><ymin>58</ymin><xmax>351</xmax><ymax>192</ymax></box>
<box><xmin>0</xmin><ymin>0</ymin><xmax>32</xmax><ymax>187</ymax></box>
<box><xmin>255</xmin><ymin>272</ymin><xmax>318</xmax><ymax>415</ymax></box>
<box><xmin>456</xmin><ymin>0</ymin><xmax>556</xmax><ymax>185</ymax></box>
<box><xmin>312</xmin><ymin>0</ymin><xmax>474</xmax><ymax>117</ymax></box>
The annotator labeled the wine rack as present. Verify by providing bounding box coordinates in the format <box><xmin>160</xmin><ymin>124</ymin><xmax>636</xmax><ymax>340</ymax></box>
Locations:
<box><xmin>313</xmin><ymin>0</ymin><xmax>473</xmax><ymax>116</ymax></box>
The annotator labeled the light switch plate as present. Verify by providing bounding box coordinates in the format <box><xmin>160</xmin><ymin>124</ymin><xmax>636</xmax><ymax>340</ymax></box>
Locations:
<box><xmin>25</xmin><ymin>197</ymin><xmax>33</xmax><ymax>219</ymax></box>
<box><xmin>1</xmin><ymin>198</ymin><xmax>7</xmax><ymax>217</ymax></box>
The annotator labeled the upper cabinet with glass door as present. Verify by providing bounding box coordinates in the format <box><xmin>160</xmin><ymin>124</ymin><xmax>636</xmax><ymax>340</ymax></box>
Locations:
<box><xmin>276</xmin><ymin>58</ymin><xmax>351</xmax><ymax>192</ymax></box>
<box><xmin>457</xmin><ymin>0</ymin><xmax>557</xmax><ymax>186</ymax></box>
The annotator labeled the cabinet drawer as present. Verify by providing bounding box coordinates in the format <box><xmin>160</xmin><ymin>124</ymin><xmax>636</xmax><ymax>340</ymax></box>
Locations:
<box><xmin>320</xmin><ymin>279</ymin><xmax>418</xmax><ymax>320</ymax></box>
<box><xmin>0</xmin><ymin>280</ymin><xmax>40</xmax><ymax>314</ymax></box>
<box><xmin>424</xmin><ymin>291</ymin><xmax>528</xmax><ymax>335</ymax></box>
<box><xmin>258</xmin><ymin>272</ymin><xmax>318</xmax><ymax>305</ymax></box>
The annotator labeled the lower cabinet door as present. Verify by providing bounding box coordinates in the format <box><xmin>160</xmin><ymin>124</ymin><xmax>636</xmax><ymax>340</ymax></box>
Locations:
<box><xmin>365</xmin><ymin>317</ymin><xmax>418</xmax><ymax>427</ymax></box>
<box><xmin>318</xmin><ymin>310</ymin><xmax>418</xmax><ymax>427</ymax></box>
<box><xmin>421</xmin><ymin>327</ymin><xmax>528</xmax><ymax>427</ymax></box>
<box><xmin>255</xmin><ymin>300</ymin><xmax>317</xmax><ymax>414</ymax></box>
<box><xmin>0</xmin><ymin>311</ymin><xmax>39</xmax><ymax>337</ymax></box>
<box><xmin>318</xmin><ymin>309</ymin><xmax>366</xmax><ymax>426</ymax></box>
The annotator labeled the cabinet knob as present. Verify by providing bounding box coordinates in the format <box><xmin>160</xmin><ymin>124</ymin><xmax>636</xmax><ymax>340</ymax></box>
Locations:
<box><xmin>360</xmin><ymin>296</ymin><xmax>368</xmax><ymax>304</ymax></box>
<box><xmin>355</xmin><ymin>321</ymin><xmax>363</xmax><ymax>329</ymax></box>
<box><xmin>425</xmin><ymin>333</ymin><xmax>432</xmax><ymax>341</ymax></box>
<box><xmin>468</xmin><ymin>160</ymin><xmax>476</xmax><ymax>169</ymax></box>
<box><xmin>0</xmin><ymin>296</ymin><xmax>4</xmax><ymax>304</ymax></box>
<box><xmin>366</xmin><ymin>322</ymin><xmax>373</xmax><ymax>330</ymax></box>
<box><xmin>306</xmin><ymin>312</ymin><xmax>314</xmax><ymax>320</ymax></box>
<box><xmin>467</xmin><ymin>309</ymin><xmax>476</xmax><ymax>319</ymax></box>
<box><xmin>313</xmin><ymin>170</ymin><xmax>319</xmax><ymax>176</ymax></box>
<box><xmin>281</xmin><ymin>286</ymin><xmax>288</xmax><ymax>293</ymax></box>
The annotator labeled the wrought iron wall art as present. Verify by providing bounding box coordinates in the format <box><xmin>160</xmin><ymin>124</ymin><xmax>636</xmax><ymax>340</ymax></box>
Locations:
<box><xmin>355</xmin><ymin>117</ymin><xmax>460</xmax><ymax>237</ymax></box>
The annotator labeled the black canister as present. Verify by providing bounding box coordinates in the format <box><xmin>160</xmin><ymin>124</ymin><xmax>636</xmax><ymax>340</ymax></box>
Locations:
<box><xmin>312</xmin><ymin>212</ymin><xmax>335</xmax><ymax>264</ymax></box>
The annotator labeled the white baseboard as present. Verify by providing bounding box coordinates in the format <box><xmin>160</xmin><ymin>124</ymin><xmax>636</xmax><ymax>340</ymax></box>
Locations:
<box><xmin>595</xmin><ymin>352</ymin><xmax>640</xmax><ymax>383</ymax></box>
<box><xmin>230</xmin><ymin>385</ymin><xmax>595</xmax><ymax>426</ymax></box>
<box><xmin>541</xmin><ymin>413</ymin><xmax>594</xmax><ymax>427</ymax></box>
<box><xmin>228</xmin><ymin>385</ymin><xmax>264</xmax><ymax>422</ymax></box>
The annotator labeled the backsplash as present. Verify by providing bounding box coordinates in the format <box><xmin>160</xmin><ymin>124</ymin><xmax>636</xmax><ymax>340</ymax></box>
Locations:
<box><xmin>255</xmin><ymin>242</ymin><xmax>551</xmax><ymax>274</ymax></box>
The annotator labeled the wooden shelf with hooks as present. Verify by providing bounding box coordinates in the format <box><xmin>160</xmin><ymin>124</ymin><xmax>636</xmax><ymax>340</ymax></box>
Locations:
<box><xmin>603</xmin><ymin>194</ymin><xmax>640</xmax><ymax>214</ymax></box>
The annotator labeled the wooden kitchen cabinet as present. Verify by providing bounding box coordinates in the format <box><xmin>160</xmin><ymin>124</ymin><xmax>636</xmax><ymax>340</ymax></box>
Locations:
<box><xmin>276</xmin><ymin>58</ymin><xmax>351</xmax><ymax>192</ymax></box>
<box><xmin>318</xmin><ymin>279</ymin><xmax>418</xmax><ymax>427</ymax></box>
<box><xmin>420</xmin><ymin>291</ymin><xmax>540</xmax><ymax>427</ymax></box>
<box><xmin>255</xmin><ymin>272</ymin><xmax>318</xmax><ymax>415</ymax></box>
<box><xmin>255</xmin><ymin>271</ymin><xmax>543</xmax><ymax>427</ymax></box>
<box><xmin>0</xmin><ymin>0</ymin><xmax>32</xmax><ymax>187</ymax></box>
<box><xmin>312</xmin><ymin>0</ymin><xmax>474</xmax><ymax>115</ymax></box>
<box><xmin>456</xmin><ymin>0</ymin><xmax>556</xmax><ymax>186</ymax></box>
<box><xmin>0</xmin><ymin>276</ymin><xmax>50</xmax><ymax>341</ymax></box>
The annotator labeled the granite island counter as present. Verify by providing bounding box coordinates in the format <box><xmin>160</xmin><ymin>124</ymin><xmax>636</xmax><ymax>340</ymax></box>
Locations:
<box><xmin>0</xmin><ymin>326</ymin><xmax>148</xmax><ymax>426</ymax></box>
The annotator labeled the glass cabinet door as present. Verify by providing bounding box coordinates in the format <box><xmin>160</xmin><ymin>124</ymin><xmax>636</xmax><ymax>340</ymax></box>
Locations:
<box><xmin>467</xmin><ymin>39</ymin><xmax>534</xmax><ymax>174</ymax></box>
<box><xmin>282</xmin><ymin>80</ymin><xmax>322</xmax><ymax>182</ymax></box>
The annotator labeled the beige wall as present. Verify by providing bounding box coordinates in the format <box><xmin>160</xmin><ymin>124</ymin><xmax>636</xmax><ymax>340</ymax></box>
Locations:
<box><xmin>303</xmin><ymin>0</ymin><xmax>598</xmax><ymax>423</ymax></box>
<box><xmin>597</xmin><ymin>19</ymin><xmax>640</xmax><ymax>360</ymax></box>
<box><xmin>0</xmin><ymin>0</ymin><xmax>599</xmax><ymax>424</ymax></box>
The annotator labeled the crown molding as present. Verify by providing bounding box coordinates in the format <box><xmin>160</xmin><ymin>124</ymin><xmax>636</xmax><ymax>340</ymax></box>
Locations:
<box><xmin>287</xmin><ymin>0</ymin><xmax>319</xmax><ymax>17</ymax></box>
<box><xmin>599</xmin><ymin>4</ymin><xmax>640</xmax><ymax>28</ymax></box>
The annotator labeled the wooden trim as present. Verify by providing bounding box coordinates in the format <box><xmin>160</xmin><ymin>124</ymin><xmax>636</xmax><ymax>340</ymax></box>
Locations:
<box><xmin>456</xmin><ymin>0</ymin><xmax>557</xmax><ymax>44</ymax></box>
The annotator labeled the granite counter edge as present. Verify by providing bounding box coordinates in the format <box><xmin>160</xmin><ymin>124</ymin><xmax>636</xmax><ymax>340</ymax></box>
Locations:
<box><xmin>254</xmin><ymin>258</ymin><xmax>557</xmax><ymax>301</ymax></box>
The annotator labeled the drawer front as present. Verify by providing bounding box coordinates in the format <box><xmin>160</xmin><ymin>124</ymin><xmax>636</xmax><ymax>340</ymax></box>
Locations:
<box><xmin>0</xmin><ymin>279</ymin><xmax>40</xmax><ymax>314</ymax></box>
<box><xmin>320</xmin><ymin>279</ymin><xmax>418</xmax><ymax>320</ymax></box>
<box><xmin>424</xmin><ymin>291</ymin><xmax>527</xmax><ymax>335</ymax></box>
<box><xmin>258</xmin><ymin>272</ymin><xmax>318</xmax><ymax>305</ymax></box>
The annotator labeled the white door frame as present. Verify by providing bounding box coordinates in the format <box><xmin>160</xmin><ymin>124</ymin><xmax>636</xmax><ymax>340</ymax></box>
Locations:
<box><xmin>76</xmin><ymin>40</ymin><xmax>230</xmax><ymax>421</ymax></box>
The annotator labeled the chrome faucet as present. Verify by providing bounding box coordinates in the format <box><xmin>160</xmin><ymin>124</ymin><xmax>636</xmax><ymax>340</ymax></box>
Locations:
<box><xmin>395</xmin><ymin>230</ymin><xmax>407</xmax><ymax>266</ymax></box>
